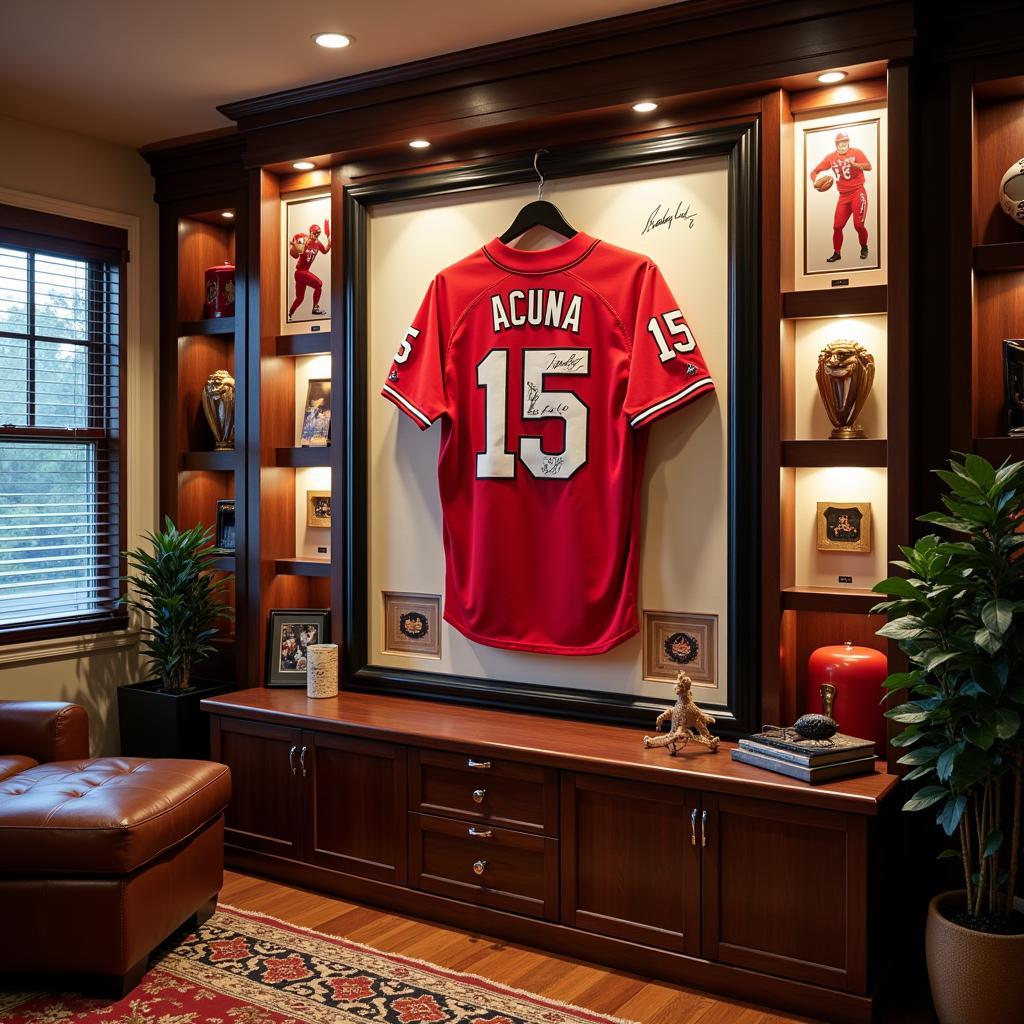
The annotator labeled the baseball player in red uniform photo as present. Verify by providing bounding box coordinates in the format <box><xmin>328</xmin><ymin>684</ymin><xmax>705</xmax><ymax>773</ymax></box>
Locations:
<box><xmin>288</xmin><ymin>220</ymin><xmax>331</xmax><ymax>320</ymax></box>
<box><xmin>810</xmin><ymin>130</ymin><xmax>872</xmax><ymax>263</ymax></box>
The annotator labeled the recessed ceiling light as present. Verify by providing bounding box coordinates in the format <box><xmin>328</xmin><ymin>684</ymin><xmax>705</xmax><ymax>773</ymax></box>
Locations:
<box><xmin>409</xmin><ymin>139</ymin><xmax>431</xmax><ymax>149</ymax></box>
<box><xmin>817</xmin><ymin>71</ymin><xmax>847</xmax><ymax>84</ymax></box>
<box><xmin>293</xmin><ymin>161</ymin><xmax>316</xmax><ymax>171</ymax></box>
<box><xmin>632</xmin><ymin>101</ymin><xmax>658</xmax><ymax>113</ymax></box>
<box><xmin>221</xmin><ymin>211</ymin><xmax>235</xmax><ymax>219</ymax></box>
<box><xmin>313</xmin><ymin>32</ymin><xmax>352</xmax><ymax>49</ymax></box>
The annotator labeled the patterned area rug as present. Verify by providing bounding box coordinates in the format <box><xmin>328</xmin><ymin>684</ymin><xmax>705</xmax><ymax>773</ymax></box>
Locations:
<box><xmin>0</xmin><ymin>904</ymin><xmax>637</xmax><ymax>1023</ymax></box>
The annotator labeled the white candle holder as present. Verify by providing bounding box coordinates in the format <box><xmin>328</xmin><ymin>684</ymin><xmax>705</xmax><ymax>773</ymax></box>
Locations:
<box><xmin>306</xmin><ymin>643</ymin><xmax>339</xmax><ymax>698</ymax></box>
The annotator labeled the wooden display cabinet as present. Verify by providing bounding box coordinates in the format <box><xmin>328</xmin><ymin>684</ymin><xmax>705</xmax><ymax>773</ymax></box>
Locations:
<box><xmin>160</xmin><ymin>197</ymin><xmax>247</xmax><ymax>682</ymax></box>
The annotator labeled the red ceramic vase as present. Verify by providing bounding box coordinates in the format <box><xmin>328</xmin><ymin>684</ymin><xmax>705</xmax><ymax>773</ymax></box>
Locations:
<box><xmin>806</xmin><ymin>641</ymin><xmax>888</xmax><ymax>747</ymax></box>
<box><xmin>204</xmin><ymin>261</ymin><xmax>235</xmax><ymax>318</ymax></box>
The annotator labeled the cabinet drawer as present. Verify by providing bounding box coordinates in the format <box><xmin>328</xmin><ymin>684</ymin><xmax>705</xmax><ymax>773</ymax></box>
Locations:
<box><xmin>409</xmin><ymin>812</ymin><xmax>558</xmax><ymax>921</ymax></box>
<box><xmin>410</xmin><ymin>748</ymin><xmax>558</xmax><ymax>835</ymax></box>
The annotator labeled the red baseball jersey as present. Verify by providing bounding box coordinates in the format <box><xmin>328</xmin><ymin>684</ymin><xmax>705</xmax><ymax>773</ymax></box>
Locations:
<box><xmin>295</xmin><ymin>237</ymin><xmax>327</xmax><ymax>271</ymax></box>
<box><xmin>381</xmin><ymin>232</ymin><xmax>715</xmax><ymax>655</ymax></box>
<box><xmin>811</xmin><ymin>148</ymin><xmax>869</xmax><ymax>194</ymax></box>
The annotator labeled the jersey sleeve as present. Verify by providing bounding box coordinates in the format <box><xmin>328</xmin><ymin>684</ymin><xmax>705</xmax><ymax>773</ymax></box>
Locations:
<box><xmin>624</xmin><ymin>263</ymin><xmax>715</xmax><ymax>429</ymax></box>
<box><xmin>380</xmin><ymin>278</ymin><xmax>449</xmax><ymax>430</ymax></box>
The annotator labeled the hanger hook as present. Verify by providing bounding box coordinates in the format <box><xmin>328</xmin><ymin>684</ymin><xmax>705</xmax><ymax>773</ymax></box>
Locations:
<box><xmin>533</xmin><ymin>149</ymin><xmax>549</xmax><ymax>200</ymax></box>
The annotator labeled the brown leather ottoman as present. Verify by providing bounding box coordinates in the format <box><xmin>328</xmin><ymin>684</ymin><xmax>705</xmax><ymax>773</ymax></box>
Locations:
<box><xmin>0</xmin><ymin>756</ymin><xmax>231</xmax><ymax>994</ymax></box>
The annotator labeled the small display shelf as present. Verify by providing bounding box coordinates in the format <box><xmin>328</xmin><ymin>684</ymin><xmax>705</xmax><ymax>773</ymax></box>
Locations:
<box><xmin>974</xmin><ymin>437</ymin><xmax>1024</xmax><ymax>464</ymax></box>
<box><xmin>781</xmin><ymin>439</ymin><xmax>887</xmax><ymax>467</ymax></box>
<box><xmin>275</xmin><ymin>557</ymin><xmax>331</xmax><ymax>577</ymax></box>
<box><xmin>973</xmin><ymin>242</ymin><xmax>1024</xmax><ymax>274</ymax></box>
<box><xmin>276</xmin><ymin>333</ymin><xmax>332</xmax><ymax>356</ymax></box>
<box><xmin>276</xmin><ymin>447</ymin><xmax>331</xmax><ymax>467</ymax></box>
<box><xmin>210</xmin><ymin>555</ymin><xmax>236</xmax><ymax>572</ymax></box>
<box><xmin>781</xmin><ymin>586</ymin><xmax>879</xmax><ymax>614</ymax></box>
<box><xmin>181</xmin><ymin>449</ymin><xmax>238</xmax><ymax>471</ymax></box>
<box><xmin>782</xmin><ymin>286</ymin><xmax>888</xmax><ymax>320</ymax></box>
<box><xmin>179</xmin><ymin>316</ymin><xmax>236</xmax><ymax>337</ymax></box>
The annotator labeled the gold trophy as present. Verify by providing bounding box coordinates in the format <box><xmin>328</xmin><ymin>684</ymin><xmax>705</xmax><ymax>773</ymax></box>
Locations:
<box><xmin>815</xmin><ymin>340</ymin><xmax>875</xmax><ymax>439</ymax></box>
<box><xmin>201</xmin><ymin>370</ymin><xmax>235</xmax><ymax>450</ymax></box>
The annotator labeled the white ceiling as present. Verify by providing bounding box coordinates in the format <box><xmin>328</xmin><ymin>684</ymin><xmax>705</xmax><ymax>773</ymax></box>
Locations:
<box><xmin>0</xmin><ymin>0</ymin><xmax>679</xmax><ymax>149</ymax></box>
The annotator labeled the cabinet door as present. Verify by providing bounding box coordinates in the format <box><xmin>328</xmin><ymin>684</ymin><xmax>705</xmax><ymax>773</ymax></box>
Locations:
<box><xmin>560</xmin><ymin>773</ymin><xmax>700</xmax><ymax>954</ymax></box>
<box><xmin>211</xmin><ymin>716</ymin><xmax>305</xmax><ymax>857</ymax></box>
<box><xmin>305</xmin><ymin>731</ymin><xmax>407</xmax><ymax>885</ymax></box>
<box><xmin>701</xmin><ymin>793</ymin><xmax>868</xmax><ymax>993</ymax></box>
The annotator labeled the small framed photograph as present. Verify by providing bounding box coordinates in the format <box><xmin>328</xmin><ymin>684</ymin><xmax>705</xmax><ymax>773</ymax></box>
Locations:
<box><xmin>282</xmin><ymin>192</ymin><xmax>332</xmax><ymax>333</ymax></box>
<box><xmin>643</xmin><ymin>611</ymin><xmax>717</xmax><ymax>687</ymax></box>
<box><xmin>382</xmin><ymin>592</ymin><xmax>441</xmax><ymax>659</ymax></box>
<box><xmin>817</xmin><ymin>501</ymin><xmax>872</xmax><ymax>553</ymax></box>
<box><xmin>306</xmin><ymin>490</ymin><xmax>331</xmax><ymax>528</ymax></box>
<box><xmin>300</xmin><ymin>379</ymin><xmax>331</xmax><ymax>446</ymax></box>
<box><xmin>213</xmin><ymin>499</ymin><xmax>235</xmax><ymax>553</ymax></box>
<box><xmin>266</xmin><ymin>609</ymin><xmax>331</xmax><ymax>687</ymax></box>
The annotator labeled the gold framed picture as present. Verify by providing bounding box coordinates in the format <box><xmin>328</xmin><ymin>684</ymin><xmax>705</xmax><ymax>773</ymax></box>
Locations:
<box><xmin>643</xmin><ymin>611</ymin><xmax>717</xmax><ymax>687</ymax></box>
<box><xmin>306</xmin><ymin>490</ymin><xmax>331</xmax><ymax>528</ymax></box>
<box><xmin>382</xmin><ymin>591</ymin><xmax>441</xmax><ymax>659</ymax></box>
<box><xmin>816</xmin><ymin>501</ymin><xmax>872</xmax><ymax>553</ymax></box>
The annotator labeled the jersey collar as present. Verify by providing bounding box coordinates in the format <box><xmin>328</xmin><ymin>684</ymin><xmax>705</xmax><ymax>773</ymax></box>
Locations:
<box><xmin>482</xmin><ymin>232</ymin><xmax>599</xmax><ymax>275</ymax></box>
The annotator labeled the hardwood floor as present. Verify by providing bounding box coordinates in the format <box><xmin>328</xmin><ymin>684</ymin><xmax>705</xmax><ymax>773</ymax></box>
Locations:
<box><xmin>220</xmin><ymin>869</ymin><xmax>833</xmax><ymax>1023</ymax></box>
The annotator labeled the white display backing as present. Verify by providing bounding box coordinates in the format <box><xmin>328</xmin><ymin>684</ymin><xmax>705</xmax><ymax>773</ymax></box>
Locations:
<box><xmin>794</xmin><ymin>466</ymin><xmax>888</xmax><ymax>589</ymax></box>
<box><xmin>367</xmin><ymin>158</ymin><xmax>730</xmax><ymax>703</ymax></box>
<box><xmin>793</xmin><ymin>315</ymin><xmax>887</xmax><ymax>440</ymax></box>
<box><xmin>794</xmin><ymin>105</ymin><xmax>888</xmax><ymax>291</ymax></box>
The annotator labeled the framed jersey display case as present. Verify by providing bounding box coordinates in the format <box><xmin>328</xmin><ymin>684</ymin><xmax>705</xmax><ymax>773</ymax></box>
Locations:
<box><xmin>341</xmin><ymin>125</ymin><xmax>761</xmax><ymax>733</ymax></box>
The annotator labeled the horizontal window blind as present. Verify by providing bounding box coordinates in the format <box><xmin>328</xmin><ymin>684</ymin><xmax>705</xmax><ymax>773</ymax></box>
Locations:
<box><xmin>0</xmin><ymin>235</ymin><xmax>123</xmax><ymax>633</ymax></box>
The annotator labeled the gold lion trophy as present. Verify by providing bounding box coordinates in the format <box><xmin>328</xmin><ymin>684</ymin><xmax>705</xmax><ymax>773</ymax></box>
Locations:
<box><xmin>201</xmin><ymin>370</ymin><xmax>236</xmax><ymax>450</ymax></box>
<box><xmin>815</xmin><ymin>340</ymin><xmax>875</xmax><ymax>439</ymax></box>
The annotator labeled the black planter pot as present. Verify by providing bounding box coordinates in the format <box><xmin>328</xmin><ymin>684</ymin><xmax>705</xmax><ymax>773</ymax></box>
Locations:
<box><xmin>117</xmin><ymin>678</ymin><xmax>234</xmax><ymax>760</ymax></box>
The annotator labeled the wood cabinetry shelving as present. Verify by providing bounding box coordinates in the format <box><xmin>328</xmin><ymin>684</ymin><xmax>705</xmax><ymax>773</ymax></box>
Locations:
<box><xmin>181</xmin><ymin>450</ymin><xmax>238</xmax><ymax>471</ymax></box>
<box><xmin>781</xmin><ymin>586</ymin><xmax>879</xmax><ymax>614</ymax></box>
<box><xmin>180</xmin><ymin>316</ymin><xmax>236</xmax><ymax>336</ymax></box>
<box><xmin>781</xmin><ymin>439</ymin><xmax>887</xmax><ymax>467</ymax></box>
<box><xmin>275</xmin><ymin>557</ymin><xmax>331</xmax><ymax>577</ymax></box>
<box><xmin>973</xmin><ymin>241</ymin><xmax>1024</xmax><ymax>274</ymax></box>
<box><xmin>782</xmin><ymin>285</ymin><xmax>888</xmax><ymax>319</ymax></box>
<box><xmin>276</xmin><ymin>333</ymin><xmax>332</xmax><ymax>356</ymax></box>
<box><xmin>275</xmin><ymin>446</ymin><xmax>331</xmax><ymax>468</ymax></box>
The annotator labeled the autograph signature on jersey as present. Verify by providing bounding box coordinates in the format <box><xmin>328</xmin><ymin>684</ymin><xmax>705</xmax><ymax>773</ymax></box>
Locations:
<box><xmin>642</xmin><ymin>201</ymin><xmax>698</xmax><ymax>236</ymax></box>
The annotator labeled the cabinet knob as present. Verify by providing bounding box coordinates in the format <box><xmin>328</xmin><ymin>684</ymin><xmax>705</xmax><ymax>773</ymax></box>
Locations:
<box><xmin>473</xmin><ymin>859</ymin><xmax>487</xmax><ymax>876</ymax></box>
<box><xmin>467</xmin><ymin>758</ymin><xmax>492</xmax><ymax>769</ymax></box>
<box><xmin>472</xmin><ymin>788</ymin><xmax>487</xmax><ymax>804</ymax></box>
<box><xmin>468</xmin><ymin>827</ymin><xmax>493</xmax><ymax>839</ymax></box>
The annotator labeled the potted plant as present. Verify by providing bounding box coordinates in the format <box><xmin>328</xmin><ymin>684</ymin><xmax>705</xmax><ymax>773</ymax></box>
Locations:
<box><xmin>873</xmin><ymin>454</ymin><xmax>1024</xmax><ymax>1024</ymax></box>
<box><xmin>117</xmin><ymin>518</ymin><xmax>235</xmax><ymax>759</ymax></box>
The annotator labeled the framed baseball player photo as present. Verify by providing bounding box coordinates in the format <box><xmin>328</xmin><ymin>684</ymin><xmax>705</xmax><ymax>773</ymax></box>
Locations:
<box><xmin>281</xmin><ymin>191</ymin><xmax>332</xmax><ymax>334</ymax></box>
<box><xmin>795</xmin><ymin>107</ymin><xmax>886</xmax><ymax>289</ymax></box>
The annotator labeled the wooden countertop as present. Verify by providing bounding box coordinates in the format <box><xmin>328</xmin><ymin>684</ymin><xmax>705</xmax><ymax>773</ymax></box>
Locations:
<box><xmin>203</xmin><ymin>688</ymin><xmax>900</xmax><ymax>815</ymax></box>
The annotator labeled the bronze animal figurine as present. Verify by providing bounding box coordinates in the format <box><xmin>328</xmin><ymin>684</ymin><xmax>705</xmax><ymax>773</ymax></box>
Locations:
<box><xmin>643</xmin><ymin>672</ymin><xmax>720</xmax><ymax>755</ymax></box>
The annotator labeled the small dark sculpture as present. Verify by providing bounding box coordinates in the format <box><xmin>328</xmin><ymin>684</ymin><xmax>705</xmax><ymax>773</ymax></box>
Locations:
<box><xmin>793</xmin><ymin>713</ymin><xmax>839</xmax><ymax>741</ymax></box>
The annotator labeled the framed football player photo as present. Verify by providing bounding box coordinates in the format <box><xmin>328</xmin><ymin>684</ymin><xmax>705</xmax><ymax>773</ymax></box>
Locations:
<box><xmin>281</xmin><ymin>191</ymin><xmax>332</xmax><ymax>334</ymax></box>
<box><xmin>342</xmin><ymin>125</ymin><xmax>761</xmax><ymax>735</ymax></box>
<box><xmin>795</xmin><ymin>107</ymin><xmax>886</xmax><ymax>289</ymax></box>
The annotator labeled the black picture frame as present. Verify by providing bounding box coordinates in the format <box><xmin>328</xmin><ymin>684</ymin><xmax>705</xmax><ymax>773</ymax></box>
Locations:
<box><xmin>213</xmin><ymin>499</ymin><xmax>235</xmax><ymax>553</ymax></box>
<box><xmin>266</xmin><ymin>608</ymin><xmax>331</xmax><ymax>687</ymax></box>
<box><xmin>341</xmin><ymin>124</ymin><xmax>760</xmax><ymax>735</ymax></box>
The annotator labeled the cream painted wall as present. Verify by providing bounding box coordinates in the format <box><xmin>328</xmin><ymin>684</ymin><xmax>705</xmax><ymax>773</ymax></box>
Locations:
<box><xmin>0</xmin><ymin>113</ymin><xmax>159</xmax><ymax>755</ymax></box>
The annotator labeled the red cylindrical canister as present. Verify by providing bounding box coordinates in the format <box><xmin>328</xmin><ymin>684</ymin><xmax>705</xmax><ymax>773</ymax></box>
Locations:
<box><xmin>204</xmin><ymin>261</ymin><xmax>235</xmax><ymax>318</ymax></box>
<box><xmin>806</xmin><ymin>641</ymin><xmax>888</xmax><ymax>747</ymax></box>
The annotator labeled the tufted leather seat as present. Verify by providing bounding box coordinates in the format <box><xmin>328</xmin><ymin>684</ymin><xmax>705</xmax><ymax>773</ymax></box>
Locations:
<box><xmin>0</xmin><ymin>757</ymin><xmax>231</xmax><ymax>873</ymax></box>
<box><xmin>0</xmin><ymin>700</ymin><xmax>230</xmax><ymax>997</ymax></box>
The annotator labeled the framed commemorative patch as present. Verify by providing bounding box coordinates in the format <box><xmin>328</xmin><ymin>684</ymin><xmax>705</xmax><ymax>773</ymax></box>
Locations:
<box><xmin>382</xmin><ymin>592</ymin><xmax>441</xmax><ymax>659</ymax></box>
<box><xmin>643</xmin><ymin>611</ymin><xmax>717</xmax><ymax>688</ymax></box>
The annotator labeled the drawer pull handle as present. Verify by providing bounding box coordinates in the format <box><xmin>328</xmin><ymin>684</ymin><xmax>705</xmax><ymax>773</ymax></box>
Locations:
<box><xmin>300</xmin><ymin>745</ymin><xmax>309</xmax><ymax>778</ymax></box>
<box><xmin>690</xmin><ymin>808</ymin><xmax>697</xmax><ymax>847</ymax></box>
<box><xmin>467</xmin><ymin>758</ymin><xmax>492</xmax><ymax>769</ymax></box>
<box><xmin>473</xmin><ymin>859</ymin><xmax>487</xmax><ymax>876</ymax></box>
<box><xmin>701</xmin><ymin>809</ymin><xmax>708</xmax><ymax>848</ymax></box>
<box><xmin>472</xmin><ymin>788</ymin><xmax>487</xmax><ymax>804</ymax></box>
<box><xmin>468</xmin><ymin>827</ymin><xmax>493</xmax><ymax>839</ymax></box>
<box><xmin>288</xmin><ymin>745</ymin><xmax>299</xmax><ymax>776</ymax></box>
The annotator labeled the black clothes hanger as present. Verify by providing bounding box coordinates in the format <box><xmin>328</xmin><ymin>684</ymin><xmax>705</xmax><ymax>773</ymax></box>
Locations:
<box><xmin>498</xmin><ymin>150</ymin><xmax>577</xmax><ymax>245</ymax></box>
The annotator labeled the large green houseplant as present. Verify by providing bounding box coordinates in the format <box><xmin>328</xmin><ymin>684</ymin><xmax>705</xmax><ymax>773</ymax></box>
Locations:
<box><xmin>873</xmin><ymin>454</ymin><xmax>1024</xmax><ymax>1023</ymax></box>
<box><xmin>117</xmin><ymin>518</ymin><xmax>234</xmax><ymax>758</ymax></box>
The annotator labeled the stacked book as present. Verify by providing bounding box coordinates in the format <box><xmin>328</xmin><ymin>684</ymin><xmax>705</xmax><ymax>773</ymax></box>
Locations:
<box><xmin>731</xmin><ymin>730</ymin><xmax>876</xmax><ymax>783</ymax></box>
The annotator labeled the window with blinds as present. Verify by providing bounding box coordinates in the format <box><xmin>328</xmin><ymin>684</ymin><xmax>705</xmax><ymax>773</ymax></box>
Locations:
<box><xmin>0</xmin><ymin>205</ymin><xmax>126</xmax><ymax>639</ymax></box>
